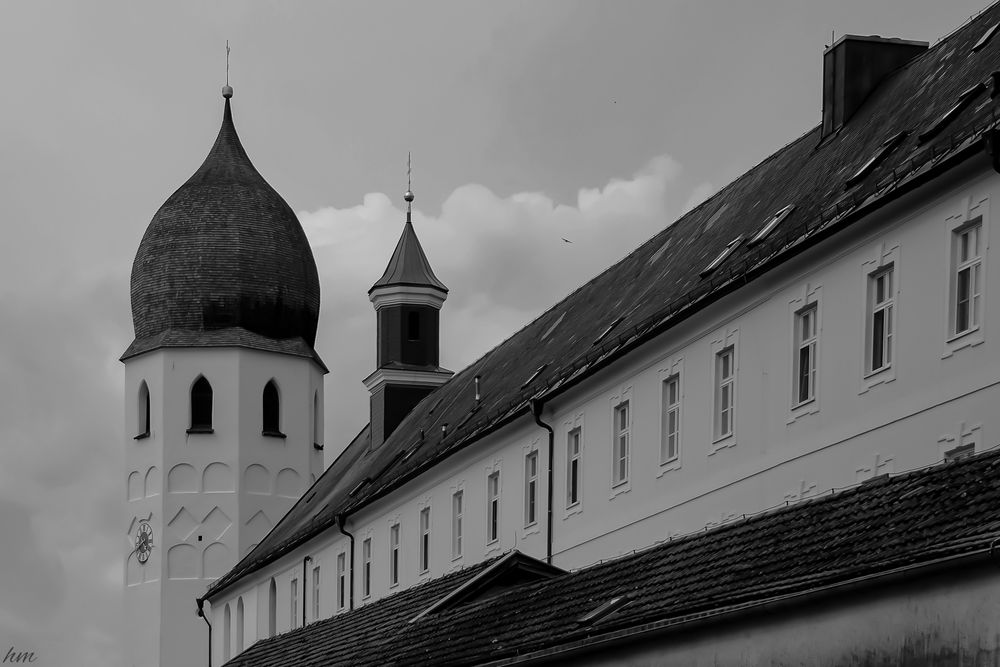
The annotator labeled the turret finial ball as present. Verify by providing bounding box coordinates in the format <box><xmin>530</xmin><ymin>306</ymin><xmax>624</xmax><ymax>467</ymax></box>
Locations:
<box><xmin>404</xmin><ymin>190</ymin><xmax>414</xmax><ymax>203</ymax></box>
<box><xmin>222</xmin><ymin>85</ymin><xmax>234</xmax><ymax>99</ymax></box>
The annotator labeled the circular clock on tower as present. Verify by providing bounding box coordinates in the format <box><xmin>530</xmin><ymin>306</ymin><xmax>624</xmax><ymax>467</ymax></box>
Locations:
<box><xmin>135</xmin><ymin>521</ymin><xmax>153</xmax><ymax>564</ymax></box>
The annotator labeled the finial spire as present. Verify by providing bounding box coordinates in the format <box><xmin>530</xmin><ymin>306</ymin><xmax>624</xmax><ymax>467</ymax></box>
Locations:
<box><xmin>404</xmin><ymin>151</ymin><xmax>414</xmax><ymax>223</ymax></box>
<box><xmin>222</xmin><ymin>40</ymin><xmax>234</xmax><ymax>99</ymax></box>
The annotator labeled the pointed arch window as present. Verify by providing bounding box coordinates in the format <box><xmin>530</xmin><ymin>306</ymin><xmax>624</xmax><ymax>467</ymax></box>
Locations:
<box><xmin>313</xmin><ymin>391</ymin><xmax>323</xmax><ymax>450</ymax></box>
<box><xmin>188</xmin><ymin>376</ymin><xmax>214</xmax><ymax>434</ymax></box>
<box><xmin>223</xmin><ymin>603</ymin><xmax>231</xmax><ymax>661</ymax></box>
<box><xmin>262</xmin><ymin>380</ymin><xmax>285</xmax><ymax>438</ymax></box>
<box><xmin>235</xmin><ymin>597</ymin><xmax>244</xmax><ymax>653</ymax></box>
<box><xmin>135</xmin><ymin>381</ymin><xmax>150</xmax><ymax>440</ymax></box>
<box><xmin>267</xmin><ymin>578</ymin><xmax>277</xmax><ymax>637</ymax></box>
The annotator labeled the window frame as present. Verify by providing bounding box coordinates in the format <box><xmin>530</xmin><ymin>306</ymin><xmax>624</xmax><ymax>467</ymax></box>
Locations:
<box><xmin>866</xmin><ymin>265</ymin><xmax>895</xmax><ymax>376</ymax></box>
<box><xmin>389</xmin><ymin>522</ymin><xmax>400</xmax><ymax>588</ymax></box>
<box><xmin>524</xmin><ymin>451</ymin><xmax>539</xmax><ymax>528</ymax></box>
<box><xmin>714</xmin><ymin>347</ymin><xmax>736</xmax><ymax>441</ymax></box>
<box><xmin>612</xmin><ymin>401</ymin><xmax>630</xmax><ymax>487</ymax></box>
<box><xmin>452</xmin><ymin>490</ymin><xmax>464</xmax><ymax>560</ymax></box>
<box><xmin>566</xmin><ymin>427</ymin><xmax>582</xmax><ymax>510</ymax></box>
<box><xmin>336</xmin><ymin>552</ymin><xmax>346</xmax><ymax>611</ymax></box>
<box><xmin>290</xmin><ymin>578</ymin><xmax>299</xmax><ymax>629</ymax></box>
<box><xmin>418</xmin><ymin>507</ymin><xmax>431</xmax><ymax>574</ymax></box>
<box><xmin>793</xmin><ymin>304</ymin><xmax>819</xmax><ymax>407</ymax></box>
<box><xmin>135</xmin><ymin>380</ymin><xmax>150</xmax><ymax>440</ymax></box>
<box><xmin>487</xmin><ymin>471</ymin><xmax>501</xmax><ymax>545</ymax></box>
<box><xmin>660</xmin><ymin>374</ymin><xmax>681</xmax><ymax>465</ymax></box>
<box><xmin>362</xmin><ymin>537</ymin><xmax>372</xmax><ymax>599</ymax></box>
<box><xmin>951</xmin><ymin>220</ymin><xmax>983</xmax><ymax>338</ymax></box>
<box><xmin>311</xmin><ymin>566</ymin><xmax>320</xmax><ymax>620</ymax></box>
<box><xmin>188</xmin><ymin>375</ymin><xmax>214</xmax><ymax>434</ymax></box>
<box><xmin>262</xmin><ymin>379</ymin><xmax>284</xmax><ymax>438</ymax></box>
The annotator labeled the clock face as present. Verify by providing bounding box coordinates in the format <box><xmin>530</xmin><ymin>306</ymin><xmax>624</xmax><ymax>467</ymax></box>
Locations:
<box><xmin>135</xmin><ymin>522</ymin><xmax>153</xmax><ymax>564</ymax></box>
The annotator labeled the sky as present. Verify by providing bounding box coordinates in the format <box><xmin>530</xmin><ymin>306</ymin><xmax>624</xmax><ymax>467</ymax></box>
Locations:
<box><xmin>0</xmin><ymin>1</ymin><xmax>992</xmax><ymax>664</ymax></box>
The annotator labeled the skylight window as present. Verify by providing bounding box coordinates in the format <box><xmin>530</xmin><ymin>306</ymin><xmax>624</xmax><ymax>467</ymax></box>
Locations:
<box><xmin>972</xmin><ymin>23</ymin><xmax>1000</xmax><ymax>53</ymax></box>
<box><xmin>747</xmin><ymin>206</ymin><xmax>795</xmax><ymax>246</ymax></box>
<box><xmin>700</xmin><ymin>236</ymin><xmax>743</xmax><ymax>278</ymax></box>
<box><xmin>576</xmin><ymin>594</ymin><xmax>632</xmax><ymax>626</ymax></box>
<box><xmin>845</xmin><ymin>132</ymin><xmax>909</xmax><ymax>189</ymax></box>
<box><xmin>918</xmin><ymin>82</ymin><xmax>986</xmax><ymax>144</ymax></box>
<box><xmin>593</xmin><ymin>316</ymin><xmax>624</xmax><ymax>345</ymax></box>
<box><xmin>521</xmin><ymin>364</ymin><xmax>549</xmax><ymax>389</ymax></box>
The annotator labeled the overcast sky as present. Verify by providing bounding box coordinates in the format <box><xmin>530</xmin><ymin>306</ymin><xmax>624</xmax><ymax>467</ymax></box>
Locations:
<box><xmin>0</xmin><ymin>1</ymin><xmax>991</xmax><ymax>664</ymax></box>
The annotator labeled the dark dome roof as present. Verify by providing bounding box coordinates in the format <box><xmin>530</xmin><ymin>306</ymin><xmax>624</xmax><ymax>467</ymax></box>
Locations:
<box><xmin>129</xmin><ymin>96</ymin><xmax>321</xmax><ymax>354</ymax></box>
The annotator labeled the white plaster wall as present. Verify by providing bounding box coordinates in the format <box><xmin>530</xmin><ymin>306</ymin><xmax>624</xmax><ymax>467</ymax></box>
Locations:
<box><xmin>124</xmin><ymin>346</ymin><xmax>322</xmax><ymax>667</ymax></box>
<box><xmin>215</xmin><ymin>164</ymin><xmax>1000</xmax><ymax>655</ymax></box>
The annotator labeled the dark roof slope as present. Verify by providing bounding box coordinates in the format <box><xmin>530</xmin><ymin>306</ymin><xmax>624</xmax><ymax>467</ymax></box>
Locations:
<box><xmin>370</xmin><ymin>219</ymin><xmax>448</xmax><ymax>293</ymax></box>
<box><xmin>226</xmin><ymin>448</ymin><xmax>1000</xmax><ymax>666</ymax></box>
<box><xmin>207</xmin><ymin>5</ymin><xmax>1000</xmax><ymax>598</ymax></box>
<box><xmin>127</xmin><ymin>95</ymin><xmax>322</xmax><ymax>358</ymax></box>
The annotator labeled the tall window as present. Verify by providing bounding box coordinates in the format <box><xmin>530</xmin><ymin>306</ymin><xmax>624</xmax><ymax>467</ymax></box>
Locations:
<box><xmin>487</xmin><ymin>471</ymin><xmax>501</xmax><ymax>544</ymax></box>
<box><xmin>267</xmin><ymin>578</ymin><xmax>276</xmax><ymax>638</ymax></box>
<box><xmin>953</xmin><ymin>222</ymin><xmax>982</xmax><ymax>336</ymax></box>
<box><xmin>661</xmin><ymin>375</ymin><xmax>680</xmax><ymax>463</ymax></box>
<box><xmin>407</xmin><ymin>311</ymin><xmax>421</xmax><ymax>341</ymax></box>
<box><xmin>524</xmin><ymin>452</ymin><xmax>538</xmax><ymax>526</ymax></box>
<box><xmin>223</xmin><ymin>603</ymin><xmax>231</xmax><ymax>661</ymax></box>
<box><xmin>290</xmin><ymin>578</ymin><xmax>299</xmax><ymax>629</ymax></box>
<box><xmin>262</xmin><ymin>380</ymin><xmax>280</xmax><ymax>435</ymax></box>
<box><xmin>419</xmin><ymin>507</ymin><xmax>431</xmax><ymax>573</ymax></box>
<box><xmin>867</xmin><ymin>267</ymin><xmax>894</xmax><ymax>373</ymax></box>
<box><xmin>452</xmin><ymin>491</ymin><xmax>464</xmax><ymax>559</ymax></box>
<box><xmin>189</xmin><ymin>376</ymin><xmax>213</xmax><ymax>432</ymax></box>
<box><xmin>362</xmin><ymin>538</ymin><xmax>372</xmax><ymax>598</ymax></box>
<box><xmin>312</xmin><ymin>566</ymin><xmax>321</xmax><ymax>620</ymax></box>
<box><xmin>612</xmin><ymin>401</ymin><xmax>630</xmax><ymax>485</ymax></box>
<box><xmin>794</xmin><ymin>305</ymin><xmax>818</xmax><ymax>405</ymax></box>
<box><xmin>236</xmin><ymin>597</ymin><xmax>244</xmax><ymax>653</ymax></box>
<box><xmin>567</xmin><ymin>429</ymin><xmax>581</xmax><ymax>508</ymax></box>
<box><xmin>389</xmin><ymin>523</ymin><xmax>400</xmax><ymax>587</ymax></box>
<box><xmin>336</xmin><ymin>553</ymin><xmax>346</xmax><ymax>611</ymax></box>
<box><xmin>136</xmin><ymin>381</ymin><xmax>150</xmax><ymax>438</ymax></box>
<box><xmin>715</xmin><ymin>348</ymin><xmax>735</xmax><ymax>439</ymax></box>
<box><xmin>313</xmin><ymin>391</ymin><xmax>322</xmax><ymax>446</ymax></box>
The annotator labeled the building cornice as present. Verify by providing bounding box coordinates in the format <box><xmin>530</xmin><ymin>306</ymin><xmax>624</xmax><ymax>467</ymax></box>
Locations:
<box><xmin>369</xmin><ymin>285</ymin><xmax>447</xmax><ymax>311</ymax></box>
<box><xmin>363</xmin><ymin>366</ymin><xmax>454</xmax><ymax>393</ymax></box>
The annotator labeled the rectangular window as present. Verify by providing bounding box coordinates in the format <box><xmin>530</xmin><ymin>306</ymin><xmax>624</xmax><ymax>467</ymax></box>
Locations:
<box><xmin>452</xmin><ymin>490</ymin><xmax>464</xmax><ymax>559</ymax></box>
<box><xmin>389</xmin><ymin>523</ymin><xmax>400</xmax><ymax>587</ymax></box>
<box><xmin>867</xmin><ymin>267</ymin><xmax>894</xmax><ymax>373</ymax></box>
<box><xmin>419</xmin><ymin>507</ymin><xmax>431</xmax><ymax>573</ymax></box>
<box><xmin>312</xmin><ymin>566</ymin><xmax>320</xmax><ymax>620</ymax></box>
<box><xmin>524</xmin><ymin>451</ymin><xmax>538</xmax><ymax>526</ymax></box>
<box><xmin>487</xmin><ymin>471</ymin><xmax>500</xmax><ymax>544</ymax></box>
<box><xmin>290</xmin><ymin>578</ymin><xmax>298</xmax><ymax>629</ymax></box>
<box><xmin>794</xmin><ymin>305</ymin><xmax>818</xmax><ymax>405</ymax></box>
<box><xmin>715</xmin><ymin>348</ymin><xmax>735</xmax><ymax>439</ymax></box>
<box><xmin>612</xmin><ymin>401</ymin><xmax>630</xmax><ymax>485</ymax></box>
<box><xmin>336</xmin><ymin>553</ymin><xmax>346</xmax><ymax>611</ymax></box>
<box><xmin>953</xmin><ymin>223</ymin><xmax>982</xmax><ymax>336</ymax></box>
<box><xmin>566</xmin><ymin>428</ymin><xmax>581</xmax><ymax>508</ymax></box>
<box><xmin>362</xmin><ymin>538</ymin><xmax>372</xmax><ymax>599</ymax></box>
<box><xmin>661</xmin><ymin>375</ymin><xmax>680</xmax><ymax>463</ymax></box>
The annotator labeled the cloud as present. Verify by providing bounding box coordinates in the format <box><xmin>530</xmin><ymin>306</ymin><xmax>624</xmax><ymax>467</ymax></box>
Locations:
<box><xmin>300</xmin><ymin>153</ymin><xmax>695</xmax><ymax>453</ymax></box>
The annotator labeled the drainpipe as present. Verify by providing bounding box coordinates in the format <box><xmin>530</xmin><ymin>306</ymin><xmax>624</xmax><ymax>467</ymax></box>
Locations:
<box><xmin>336</xmin><ymin>514</ymin><xmax>356</xmax><ymax>610</ymax></box>
<box><xmin>302</xmin><ymin>555</ymin><xmax>312</xmax><ymax>627</ymax></box>
<box><xmin>196</xmin><ymin>597</ymin><xmax>212</xmax><ymax>667</ymax></box>
<box><xmin>530</xmin><ymin>398</ymin><xmax>555</xmax><ymax>565</ymax></box>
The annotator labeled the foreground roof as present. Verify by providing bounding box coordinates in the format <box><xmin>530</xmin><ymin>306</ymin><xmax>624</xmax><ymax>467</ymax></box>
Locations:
<box><xmin>127</xmin><ymin>92</ymin><xmax>321</xmax><ymax>359</ymax></box>
<box><xmin>207</xmin><ymin>4</ymin><xmax>1000</xmax><ymax>598</ymax></box>
<box><xmin>225</xmin><ymin>448</ymin><xmax>1000</xmax><ymax>666</ymax></box>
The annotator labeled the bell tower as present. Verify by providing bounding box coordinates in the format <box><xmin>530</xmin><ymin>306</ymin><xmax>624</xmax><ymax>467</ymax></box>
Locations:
<box><xmin>122</xmin><ymin>83</ymin><xmax>325</xmax><ymax>667</ymax></box>
<box><xmin>365</xmin><ymin>174</ymin><xmax>452</xmax><ymax>448</ymax></box>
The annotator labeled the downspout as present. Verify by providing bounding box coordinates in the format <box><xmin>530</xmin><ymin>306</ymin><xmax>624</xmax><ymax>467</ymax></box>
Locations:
<box><xmin>336</xmin><ymin>514</ymin><xmax>356</xmax><ymax>610</ymax></box>
<box><xmin>530</xmin><ymin>398</ymin><xmax>555</xmax><ymax>565</ymax></box>
<box><xmin>302</xmin><ymin>555</ymin><xmax>312</xmax><ymax>627</ymax></box>
<box><xmin>196</xmin><ymin>597</ymin><xmax>212</xmax><ymax>667</ymax></box>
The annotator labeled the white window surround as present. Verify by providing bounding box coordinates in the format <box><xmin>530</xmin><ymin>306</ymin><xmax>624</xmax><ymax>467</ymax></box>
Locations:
<box><xmin>336</xmin><ymin>552</ymin><xmax>347</xmax><ymax>611</ymax></box>
<box><xmin>523</xmin><ymin>448</ymin><xmax>540</xmax><ymax>532</ymax></box>
<box><xmin>289</xmin><ymin>578</ymin><xmax>298</xmax><ymax>629</ymax></box>
<box><xmin>451</xmin><ymin>488</ymin><xmax>464</xmax><ymax>561</ymax></box>
<box><xmin>388</xmin><ymin>521</ymin><xmax>401</xmax><ymax>589</ymax></box>
<box><xmin>609</xmin><ymin>385</ymin><xmax>633</xmax><ymax>498</ymax></box>
<box><xmin>788</xmin><ymin>286</ymin><xmax>822</xmax><ymax>422</ymax></box>
<box><xmin>564</xmin><ymin>413</ymin><xmax>584</xmax><ymax>517</ymax></box>
<box><xmin>709</xmin><ymin>329</ymin><xmax>739</xmax><ymax>453</ymax></box>
<box><xmin>361</xmin><ymin>536</ymin><xmax>372</xmax><ymax>599</ymax></box>
<box><xmin>657</xmin><ymin>358</ymin><xmax>684</xmax><ymax>475</ymax></box>
<box><xmin>311</xmin><ymin>566</ymin><xmax>320</xmax><ymax>620</ymax></box>
<box><xmin>485</xmin><ymin>466</ymin><xmax>502</xmax><ymax>552</ymax></box>
<box><xmin>860</xmin><ymin>243</ymin><xmax>899</xmax><ymax>393</ymax></box>
<box><xmin>418</xmin><ymin>506</ymin><xmax>431</xmax><ymax>576</ymax></box>
<box><xmin>943</xmin><ymin>195</ymin><xmax>989</xmax><ymax>358</ymax></box>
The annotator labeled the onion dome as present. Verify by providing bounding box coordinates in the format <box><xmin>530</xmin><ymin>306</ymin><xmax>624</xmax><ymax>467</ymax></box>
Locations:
<box><xmin>125</xmin><ymin>90</ymin><xmax>321</xmax><ymax>360</ymax></box>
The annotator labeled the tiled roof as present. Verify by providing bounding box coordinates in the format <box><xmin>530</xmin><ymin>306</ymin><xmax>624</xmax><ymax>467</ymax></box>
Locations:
<box><xmin>225</xmin><ymin>448</ymin><xmax>1000</xmax><ymax>666</ymax></box>
<box><xmin>370</xmin><ymin>219</ymin><xmax>448</xmax><ymax>293</ymax></box>
<box><xmin>206</xmin><ymin>5</ymin><xmax>1000</xmax><ymax>599</ymax></box>
<box><xmin>129</xmin><ymin>95</ymin><xmax>321</xmax><ymax>355</ymax></box>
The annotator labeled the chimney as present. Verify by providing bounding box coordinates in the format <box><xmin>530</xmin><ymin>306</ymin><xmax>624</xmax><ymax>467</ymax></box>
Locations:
<box><xmin>822</xmin><ymin>35</ymin><xmax>928</xmax><ymax>139</ymax></box>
